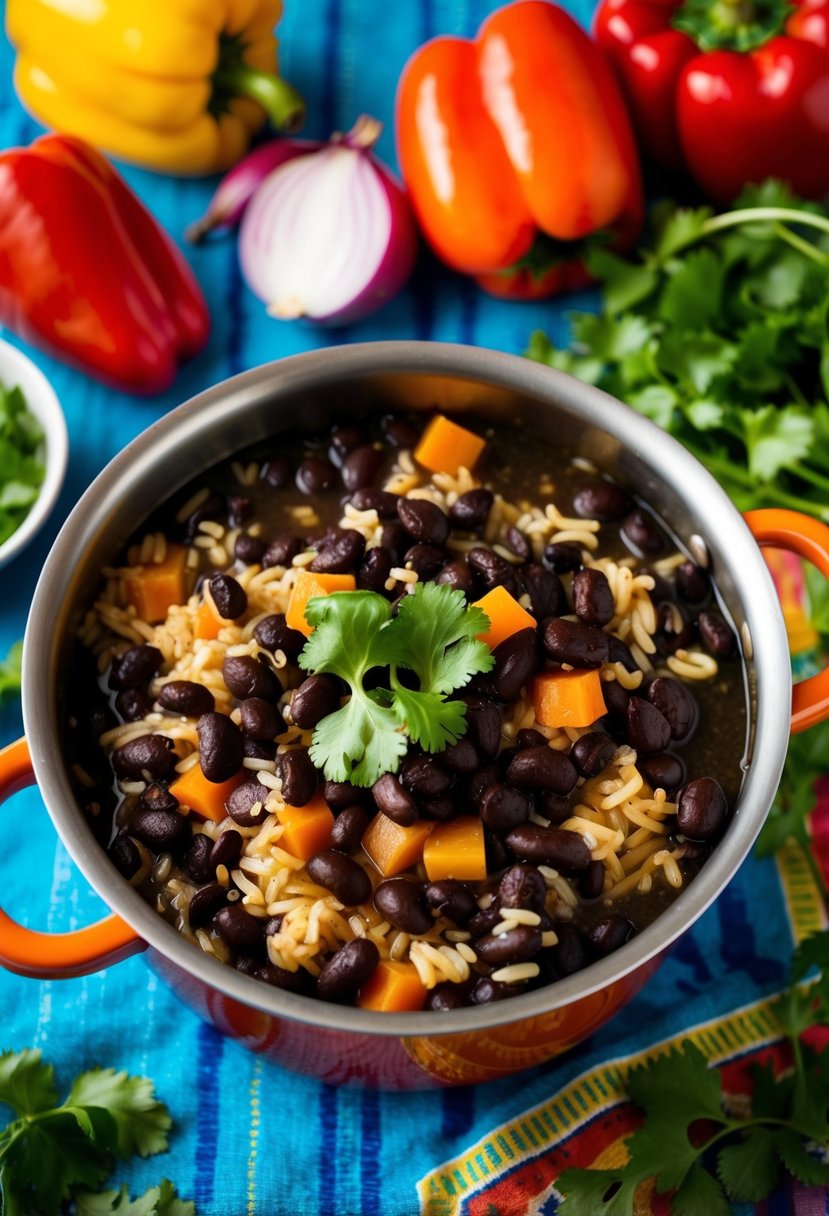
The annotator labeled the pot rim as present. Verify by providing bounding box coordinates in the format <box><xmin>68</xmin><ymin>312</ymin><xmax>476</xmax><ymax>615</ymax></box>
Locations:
<box><xmin>23</xmin><ymin>341</ymin><xmax>790</xmax><ymax>1037</ymax></box>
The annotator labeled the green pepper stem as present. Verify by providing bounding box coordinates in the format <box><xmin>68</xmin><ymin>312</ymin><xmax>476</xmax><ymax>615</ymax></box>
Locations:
<box><xmin>212</xmin><ymin>61</ymin><xmax>306</xmax><ymax>133</ymax></box>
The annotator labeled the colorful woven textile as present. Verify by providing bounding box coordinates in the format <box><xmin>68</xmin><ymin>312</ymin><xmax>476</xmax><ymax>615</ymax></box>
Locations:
<box><xmin>0</xmin><ymin>4</ymin><xmax>825</xmax><ymax>1214</ymax></box>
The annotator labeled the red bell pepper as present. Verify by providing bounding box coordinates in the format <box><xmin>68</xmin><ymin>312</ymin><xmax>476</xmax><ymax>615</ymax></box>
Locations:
<box><xmin>594</xmin><ymin>0</ymin><xmax>829</xmax><ymax>203</ymax></box>
<box><xmin>396</xmin><ymin>0</ymin><xmax>643</xmax><ymax>300</ymax></box>
<box><xmin>0</xmin><ymin>133</ymin><xmax>210</xmax><ymax>394</ymax></box>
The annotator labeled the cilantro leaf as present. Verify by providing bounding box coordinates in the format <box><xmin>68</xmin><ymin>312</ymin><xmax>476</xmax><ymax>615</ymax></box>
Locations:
<box><xmin>740</xmin><ymin>405</ymin><xmax>813</xmax><ymax>481</ymax></box>
<box><xmin>717</xmin><ymin>1127</ymin><xmax>781</xmax><ymax>1201</ymax></box>
<box><xmin>672</xmin><ymin>1164</ymin><xmax>730</xmax><ymax>1216</ymax></box>
<box><xmin>391</xmin><ymin>687</ymin><xmax>467</xmax><ymax>753</ymax></box>
<box><xmin>378</xmin><ymin>582</ymin><xmax>492</xmax><ymax>694</ymax></box>
<box><xmin>76</xmin><ymin>1181</ymin><xmax>195</xmax><ymax>1216</ymax></box>
<box><xmin>0</xmin><ymin>383</ymin><xmax>45</xmax><ymax>547</ymax></box>
<box><xmin>651</xmin><ymin>205</ymin><xmax>712</xmax><ymax>260</ymax></box>
<box><xmin>0</xmin><ymin>1106</ymin><xmax>115</xmax><ymax>1216</ymax></box>
<box><xmin>0</xmin><ymin>642</ymin><xmax>22</xmax><ymax>706</ymax></box>
<box><xmin>774</xmin><ymin>1128</ymin><xmax>829</xmax><ymax>1186</ymax></box>
<box><xmin>308</xmin><ymin>692</ymin><xmax>406</xmax><ymax>788</ymax></box>
<box><xmin>555</xmin><ymin>1166</ymin><xmax>642</xmax><ymax>1216</ymax></box>
<box><xmin>0</xmin><ymin>1051</ymin><xmax>57</xmax><ymax>1118</ymax></box>
<box><xmin>67</xmin><ymin>1069</ymin><xmax>171</xmax><ymax>1159</ymax></box>
<box><xmin>299</xmin><ymin>592</ymin><xmax>390</xmax><ymax>683</ymax></box>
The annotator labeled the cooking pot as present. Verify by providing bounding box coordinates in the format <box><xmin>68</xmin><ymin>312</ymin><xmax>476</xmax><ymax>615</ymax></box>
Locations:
<box><xmin>2</xmin><ymin>342</ymin><xmax>828</xmax><ymax>1090</ymax></box>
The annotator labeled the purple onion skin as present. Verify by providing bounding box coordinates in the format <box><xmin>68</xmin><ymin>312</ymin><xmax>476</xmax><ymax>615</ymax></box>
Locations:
<box><xmin>312</xmin><ymin>156</ymin><xmax>418</xmax><ymax>327</ymax></box>
<box><xmin>187</xmin><ymin>139</ymin><xmax>323</xmax><ymax>243</ymax></box>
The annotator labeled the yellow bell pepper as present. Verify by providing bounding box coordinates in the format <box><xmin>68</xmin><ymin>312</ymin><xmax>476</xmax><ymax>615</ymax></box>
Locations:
<box><xmin>6</xmin><ymin>0</ymin><xmax>305</xmax><ymax>175</ymax></box>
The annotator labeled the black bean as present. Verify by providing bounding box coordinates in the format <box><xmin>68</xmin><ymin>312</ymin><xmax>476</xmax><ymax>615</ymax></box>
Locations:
<box><xmin>506</xmin><ymin>746</ymin><xmax>578</xmax><ymax>795</ymax></box>
<box><xmin>622</xmin><ymin>508</ymin><xmax>664</xmax><ymax>555</ymax></box>
<box><xmin>115</xmin><ymin>689</ymin><xmax>154</xmax><ymax>722</ymax></box>
<box><xmin>480</xmin><ymin>784</ymin><xmax>531</xmax><ymax>832</ymax></box>
<box><xmin>108</xmin><ymin>834</ymin><xmax>142</xmax><ymax>879</ymax></box>
<box><xmin>467</xmin><ymin>547</ymin><xmax>517</xmax><ymax>593</ymax></box>
<box><xmin>571</xmin><ymin>732</ymin><xmax>615</xmax><ymax>779</ymax></box>
<box><xmin>449</xmin><ymin>488</ymin><xmax>494</xmax><ymax>531</ymax></box>
<box><xmin>421</xmin><ymin>794</ymin><xmax>457</xmax><ymax>822</ymax></box>
<box><xmin>331</xmin><ymin>805</ymin><xmax>371</xmax><ymax>852</ymax></box>
<box><xmin>279</xmin><ymin>749</ymin><xmax>317</xmax><ymax>807</ymax></box>
<box><xmin>467</xmin><ymin>762</ymin><xmax>500</xmax><ymax>806</ymax></box>
<box><xmin>499</xmin><ymin>863</ymin><xmax>547</xmax><ymax>910</ymax></box>
<box><xmin>626</xmin><ymin>697</ymin><xmax>671</xmax><ymax>755</ymax></box>
<box><xmin>655</xmin><ymin>601</ymin><xmax>694</xmax><ymax>654</ymax></box>
<box><xmin>310</xmin><ymin>530</ymin><xmax>365</xmax><ymax>574</ymax></box>
<box><xmin>253</xmin><ymin>613</ymin><xmax>305</xmax><ymax>662</ymax></box>
<box><xmin>608</xmin><ymin>634</ymin><xmax>639</xmax><ymax>673</ymax></box>
<box><xmin>640</xmin><ymin>752</ymin><xmax>686</xmax><ymax>794</ymax></box>
<box><xmin>516</xmin><ymin>728</ymin><xmax>546</xmax><ymax>751</ymax></box>
<box><xmin>263</xmin><ymin>456</ymin><xmax>292</xmax><ymax>487</ymax></box>
<box><xmin>675</xmin><ymin>560</ymin><xmax>710</xmax><ymax>604</ymax></box>
<box><xmin>372</xmin><ymin>772</ymin><xmax>418</xmax><ymax>826</ymax></box>
<box><xmin>491</xmin><ymin>628</ymin><xmax>540</xmax><ymax>702</ymax></box>
<box><xmin>580</xmin><ymin>859</ymin><xmax>606</xmax><ymax>899</ymax></box>
<box><xmin>522</xmin><ymin>564</ymin><xmax>567</xmax><ymax>619</ymax></box>
<box><xmin>184</xmin><ymin>491</ymin><xmax>225</xmax><ymax>538</ymax></box>
<box><xmin>243</xmin><ymin>738</ymin><xmax>276</xmax><ymax>761</ymax></box>
<box><xmin>235</xmin><ymin>957</ymin><xmax>259</xmax><ymax>977</ymax></box>
<box><xmin>573</xmin><ymin>568</ymin><xmax>614</xmax><ymax>628</ymax></box>
<box><xmin>226</xmin><ymin>780</ymin><xmax>269</xmax><ymax>826</ymax></box>
<box><xmin>130</xmin><ymin>806</ymin><xmax>189</xmax><ymax>855</ymax></box>
<box><xmin>402</xmin><ymin>544</ymin><xmax>444</xmax><ymax>580</ymax></box>
<box><xmin>317</xmin><ymin>938</ymin><xmax>380</xmax><ymax>1002</ymax></box>
<box><xmin>647</xmin><ymin>676</ymin><xmax>697</xmax><ymax>742</ymax></box>
<box><xmin>210</xmin><ymin>829</ymin><xmax>243</xmax><ymax>872</ymax></box>
<box><xmin>297</xmin><ymin>456</ymin><xmax>336</xmax><ymax>494</ymax></box>
<box><xmin>476</xmin><ymin>926</ymin><xmax>542</xmax><ymax>965</ymax></box>
<box><xmin>401</xmin><ymin>754</ymin><xmax>451</xmax><ymax>799</ymax></box>
<box><xmin>676</xmin><ymin>777</ymin><xmax>728</xmax><ymax>840</ymax></box>
<box><xmin>506</xmin><ymin>527</ymin><xmax>531</xmax><ymax>561</ymax></box>
<box><xmin>341</xmin><ymin>444</ymin><xmax>383</xmax><ymax>492</ymax></box>
<box><xmin>549</xmin><ymin>924</ymin><xmax>586</xmax><ymax>976</ymax></box>
<box><xmin>464</xmin><ymin>696</ymin><xmax>502</xmax><ymax>758</ymax></box>
<box><xmin>207</xmin><ymin>573</ymin><xmax>246</xmax><ymax>620</ymax></box>
<box><xmin>434</xmin><ymin>559</ymin><xmax>476</xmax><ymax>596</ymax></box>
<box><xmin>291</xmin><ymin>674</ymin><xmax>341</xmax><ymax>730</ymax></box>
<box><xmin>543</xmin><ymin>542</ymin><xmax>583</xmax><ymax>574</ymax></box>
<box><xmin>108</xmin><ymin>644</ymin><xmax>163</xmax><ymax>691</ymax></box>
<box><xmin>139</xmin><ymin>782</ymin><xmax>179</xmax><ymax>814</ymax></box>
<box><xmin>255</xmin><ymin>961</ymin><xmax>310</xmax><ymax>994</ymax></box>
<box><xmin>397</xmin><ymin>497</ymin><xmax>450</xmax><ymax>545</ymax></box>
<box><xmin>358</xmin><ymin>546</ymin><xmax>393</xmax><ymax>594</ymax></box>
<box><xmin>505</xmin><ymin>824</ymin><xmax>591</xmax><ymax>873</ymax></box>
<box><xmin>442</xmin><ymin>738</ymin><xmax>479</xmax><ymax>774</ymax></box>
<box><xmin>307</xmin><ymin>850</ymin><xmax>371</xmax><ymax>906</ymax></box>
<box><xmin>214</xmin><ymin>905</ymin><xmax>265</xmax><ymax>955</ymax></box>
<box><xmin>539</xmin><ymin>789</ymin><xmax>572</xmax><ymax>823</ymax></box>
<box><xmin>426</xmin><ymin>982</ymin><xmax>472</xmax><ymax>1011</ymax></box>
<box><xmin>329</xmin><ymin>423</ymin><xmax>364</xmax><ymax>461</ymax></box>
<box><xmin>589</xmin><ymin>916</ymin><xmax>633</xmax><ymax>957</ymax></box>
<box><xmin>424</xmin><ymin>880</ymin><xmax>477</xmax><ymax>925</ymax></box>
<box><xmin>382</xmin><ymin>414</ymin><xmax>420</xmax><ymax>449</ymax></box>
<box><xmin>235</xmin><ymin>534</ymin><xmax>267</xmax><ymax>565</ymax></box>
<box><xmin>542</xmin><ymin>618</ymin><xmax>609</xmax><ymax>668</ymax></box>
<box><xmin>239</xmin><ymin>697</ymin><xmax>279</xmax><ymax>742</ymax></box>
<box><xmin>470</xmin><ymin>976</ymin><xmax>524</xmax><ymax>1004</ymax></box>
<box><xmin>228</xmin><ymin>495</ymin><xmax>252</xmax><ymax>526</ymax></box>
<box><xmin>197</xmin><ymin>712</ymin><xmax>243</xmax><ymax>783</ymax></box>
<box><xmin>466</xmin><ymin>902</ymin><xmax>504</xmax><ymax>939</ymax></box>
<box><xmin>324</xmin><ymin>780</ymin><xmax>370</xmax><ymax>811</ymax></box>
<box><xmin>601</xmin><ymin>678</ymin><xmax>630</xmax><ymax>719</ymax></box>
<box><xmin>379</xmin><ymin>521</ymin><xmax>408</xmax><ymax>564</ymax></box>
<box><xmin>308</xmin><ymin>525</ymin><xmax>349</xmax><ymax>551</ymax></box>
<box><xmin>189</xmin><ymin>882</ymin><xmax>228</xmax><ymax>929</ymax></box>
<box><xmin>185</xmin><ymin>833</ymin><xmax>215</xmax><ymax>883</ymax></box>
<box><xmin>698</xmin><ymin>610</ymin><xmax>736</xmax><ymax>658</ymax></box>
<box><xmin>113</xmin><ymin>735</ymin><xmax>176</xmax><ymax>781</ymax></box>
<box><xmin>573</xmin><ymin>480</ymin><xmax>629</xmax><ymax>521</ymax></box>
<box><xmin>263</xmin><ymin>534</ymin><xmax>303</xmax><ymax>569</ymax></box>
<box><xmin>374</xmin><ymin>878</ymin><xmax>433</xmax><ymax>934</ymax></box>
<box><xmin>350</xmin><ymin>488</ymin><xmax>400</xmax><ymax>519</ymax></box>
<box><xmin>157</xmin><ymin>680</ymin><xmax>215</xmax><ymax>717</ymax></box>
<box><xmin>223</xmin><ymin>655</ymin><xmax>281</xmax><ymax>702</ymax></box>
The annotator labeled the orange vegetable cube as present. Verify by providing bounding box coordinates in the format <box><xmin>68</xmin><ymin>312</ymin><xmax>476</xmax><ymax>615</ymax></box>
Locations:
<box><xmin>169</xmin><ymin>762</ymin><xmax>244</xmax><ymax>822</ymax></box>
<box><xmin>362</xmin><ymin>813</ymin><xmax>434</xmax><ymax>878</ymax></box>
<box><xmin>277</xmin><ymin>790</ymin><xmax>334</xmax><ymax>860</ymax></box>
<box><xmin>423</xmin><ymin>817</ymin><xmax>486</xmax><ymax>882</ymax></box>
<box><xmin>125</xmin><ymin>544</ymin><xmax>188</xmax><ymax>624</ymax></box>
<box><xmin>357</xmin><ymin>961</ymin><xmax>427</xmax><ymax>1012</ymax></box>
<box><xmin>194</xmin><ymin>601</ymin><xmax>221</xmax><ymax>641</ymax></box>
<box><xmin>532</xmin><ymin>669</ymin><xmax>607</xmax><ymax>729</ymax></box>
<box><xmin>286</xmin><ymin>570</ymin><xmax>356</xmax><ymax>636</ymax></box>
<box><xmin>414</xmin><ymin>414</ymin><xmax>486</xmax><ymax>476</ymax></box>
<box><xmin>472</xmin><ymin>585</ymin><xmax>536</xmax><ymax>650</ymax></box>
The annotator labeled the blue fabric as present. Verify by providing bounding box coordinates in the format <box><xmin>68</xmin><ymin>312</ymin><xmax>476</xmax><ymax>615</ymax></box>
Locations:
<box><xmin>0</xmin><ymin>4</ymin><xmax>806</xmax><ymax>1213</ymax></box>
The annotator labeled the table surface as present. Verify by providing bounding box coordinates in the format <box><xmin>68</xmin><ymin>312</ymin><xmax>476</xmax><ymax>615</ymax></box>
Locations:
<box><xmin>0</xmin><ymin>4</ymin><xmax>820</xmax><ymax>1215</ymax></box>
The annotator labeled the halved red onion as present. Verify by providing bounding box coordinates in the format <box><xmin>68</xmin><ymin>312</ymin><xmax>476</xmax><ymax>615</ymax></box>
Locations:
<box><xmin>238</xmin><ymin>116</ymin><xmax>418</xmax><ymax>325</ymax></box>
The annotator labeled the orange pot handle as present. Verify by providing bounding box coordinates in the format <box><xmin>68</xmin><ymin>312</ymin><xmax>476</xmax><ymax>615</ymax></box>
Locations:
<box><xmin>0</xmin><ymin>737</ymin><xmax>144</xmax><ymax>978</ymax></box>
<box><xmin>745</xmin><ymin>508</ymin><xmax>829</xmax><ymax>734</ymax></box>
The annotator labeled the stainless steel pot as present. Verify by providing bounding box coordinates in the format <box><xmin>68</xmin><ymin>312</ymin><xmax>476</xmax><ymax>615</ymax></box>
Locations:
<box><xmin>2</xmin><ymin>342</ymin><xmax>828</xmax><ymax>1089</ymax></box>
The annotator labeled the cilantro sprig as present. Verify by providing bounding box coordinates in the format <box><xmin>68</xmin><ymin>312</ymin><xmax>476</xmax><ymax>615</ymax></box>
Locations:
<box><xmin>0</xmin><ymin>384</ymin><xmax>45</xmax><ymax>547</ymax></box>
<box><xmin>298</xmin><ymin>583</ymin><xmax>493</xmax><ymax>787</ymax></box>
<box><xmin>556</xmin><ymin>931</ymin><xmax>829</xmax><ymax>1213</ymax></box>
<box><xmin>528</xmin><ymin>180</ymin><xmax>829</xmax><ymax>521</ymax></box>
<box><xmin>0</xmin><ymin>641</ymin><xmax>22</xmax><ymax>706</ymax></box>
<box><xmin>0</xmin><ymin>1049</ymin><xmax>193</xmax><ymax>1216</ymax></box>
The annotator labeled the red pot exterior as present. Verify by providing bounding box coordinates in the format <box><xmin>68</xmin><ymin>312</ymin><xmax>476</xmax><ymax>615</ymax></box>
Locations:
<box><xmin>148</xmin><ymin>947</ymin><xmax>663</xmax><ymax>1089</ymax></box>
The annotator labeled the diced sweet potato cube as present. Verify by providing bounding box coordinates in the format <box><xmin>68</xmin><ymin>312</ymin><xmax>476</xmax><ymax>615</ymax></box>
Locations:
<box><xmin>286</xmin><ymin>571</ymin><xmax>356</xmax><ymax>637</ymax></box>
<box><xmin>532</xmin><ymin>669</ymin><xmax>607</xmax><ymax>729</ymax></box>
<box><xmin>413</xmin><ymin>414</ymin><xmax>486</xmax><ymax>476</ymax></box>
<box><xmin>423</xmin><ymin>817</ymin><xmax>486</xmax><ymax>882</ymax></box>
<box><xmin>472</xmin><ymin>585</ymin><xmax>536</xmax><ymax>650</ymax></box>
<box><xmin>357</xmin><ymin>961</ymin><xmax>427</xmax><ymax>1012</ymax></box>
<box><xmin>169</xmin><ymin>763</ymin><xmax>244</xmax><ymax>822</ymax></box>
<box><xmin>125</xmin><ymin>544</ymin><xmax>188</xmax><ymax>624</ymax></box>
<box><xmin>362</xmin><ymin>813</ymin><xmax>434</xmax><ymax>878</ymax></box>
<box><xmin>277</xmin><ymin>790</ymin><xmax>334</xmax><ymax>860</ymax></box>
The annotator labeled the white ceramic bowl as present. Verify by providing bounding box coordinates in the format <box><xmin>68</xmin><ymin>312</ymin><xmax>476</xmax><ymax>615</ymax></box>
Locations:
<box><xmin>0</xmin><ymin>338</ymin><xmax>68</xmax><ymax>569</ymax></box>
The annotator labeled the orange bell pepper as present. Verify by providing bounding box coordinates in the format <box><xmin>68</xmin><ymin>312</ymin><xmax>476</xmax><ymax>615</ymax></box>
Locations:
<box><xmin>396</xmin><ymin>0</ymin><xmax>643</xmax><ymax>300</ymax></box>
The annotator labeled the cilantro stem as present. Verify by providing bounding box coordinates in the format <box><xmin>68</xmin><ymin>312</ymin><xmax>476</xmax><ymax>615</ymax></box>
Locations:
<box><xmin>685</xmin><ymin>443</ymin><xmax>829</xmax><ymax>519</ymax></box>
<box><xmin>791</xmin><ymin>462</ymin><xmax>829</xmax><ymax>494</ymax></box>
<box><xmin>701</xmin><ymin>207</ymin><xmax>829</xmax><ymax>243</ymax></box>
<box><xmin>772</xmin><ymin>221</ymin><xmax>829</xmax><ymax>268</ymax></box>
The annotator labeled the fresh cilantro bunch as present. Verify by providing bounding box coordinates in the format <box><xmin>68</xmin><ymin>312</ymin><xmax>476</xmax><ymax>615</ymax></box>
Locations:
<box><xmin>0</xmin><ymin>383</ymin><xmax>45</xmax><ymax>547</ymax></box>
<box><xmin>556</xmin><ymin>931</ymin><xmax>829</xmax><ymax>1213</ymax></box>
<box><xmin>528</xmin><ymin>181</ymin><xmax>829</xmax><ymax>521</ymax></box>
<box><xmin>0</xmin><ymin>641</ymin><xmax>22</xmax><ymax>705</ymax></box>
<box><xmin>0</xmin><ymin>1048</ymin><xmax>193</xmax><ymax>1216</ymax></box>
<box><xmin>299</xmin><ymin>582</ymin><xmax>493</xmax><ymax>787</ymax></box>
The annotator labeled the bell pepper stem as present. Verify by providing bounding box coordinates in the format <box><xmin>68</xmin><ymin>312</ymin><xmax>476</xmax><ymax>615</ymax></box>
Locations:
<box><xmin>213</xmin><ymin>62</ymin><xmax>306</xmax><ymax>133</ymax></box>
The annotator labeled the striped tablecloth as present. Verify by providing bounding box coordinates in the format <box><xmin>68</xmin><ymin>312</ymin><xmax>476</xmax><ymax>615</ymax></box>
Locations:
<box><xmin>0</xmin><ymin>3</ymin><xmax>825</xmax><ymax>1213</ymax></box>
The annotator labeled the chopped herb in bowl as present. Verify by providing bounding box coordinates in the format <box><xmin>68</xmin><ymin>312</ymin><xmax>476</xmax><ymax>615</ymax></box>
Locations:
<box><xmin>0</xmin><ymin>381</ymin><xmax>45</xmax><ymax>546</ymax></box>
